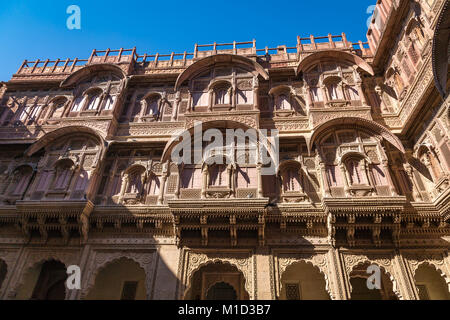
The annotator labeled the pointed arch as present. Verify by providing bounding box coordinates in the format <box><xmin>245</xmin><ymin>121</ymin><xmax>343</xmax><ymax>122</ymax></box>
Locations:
<box><xmin>60</xmin><ymin>63</ymin><xmax>126</xmax><ymax>87</ymax></box>
<box><xmin>296</xmin><ymin>50</ymin><xmax>374</xmax><ymax>76</ymax></box>
<box><xmin>175</xmin><ymin>54</ymin><xmax>269</xmax><ymax>90</ymax></box>
<box><xmin>308</xmin><ymin>117</ymin><xmax>405</xmax><ymax>153</ymax></box>
<box><xmin>24</xmin><ymin>126</ymin><xmax>106</xmax><ymax>157</ymax></box>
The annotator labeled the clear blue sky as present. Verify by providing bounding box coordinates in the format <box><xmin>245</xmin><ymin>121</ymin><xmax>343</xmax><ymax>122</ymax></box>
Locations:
<box><xmin>0</xmin><ymin>0</ymin><xmax>375</xmax><ymax>81</ymax></box>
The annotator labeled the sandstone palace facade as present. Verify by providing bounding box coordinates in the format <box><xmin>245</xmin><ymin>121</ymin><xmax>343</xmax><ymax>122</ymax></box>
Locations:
<box><xmin>0</xmin><ymin>0</ymin><xmax>449</xmax><ymax>300</ymax></box>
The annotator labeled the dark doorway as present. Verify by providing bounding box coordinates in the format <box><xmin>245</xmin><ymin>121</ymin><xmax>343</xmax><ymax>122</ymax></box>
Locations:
<box><xmin>0</xmin><ymin>260</ymin><xmax>7</xmax><ymax>290</ymax></box>
<box><xmin>31</xmin><ymin>260</ymin><xmax>67</xmax><ymax>300</ymax></box>
<box><xmin>206</xmin><ymin>282</ymin><xmax>237</xmax><ymax>300</ymax></box>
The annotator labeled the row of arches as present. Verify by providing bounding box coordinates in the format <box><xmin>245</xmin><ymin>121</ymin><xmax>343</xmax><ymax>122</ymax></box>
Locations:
<box><xmin>4</xmin><ymin>257</ymin><xmax>449</xmax><ymax>300</ymax></box>
<box><xmin>3</xmin><ymin>112</ymin><xmax>445</xmax><ymax>205</ymax></box>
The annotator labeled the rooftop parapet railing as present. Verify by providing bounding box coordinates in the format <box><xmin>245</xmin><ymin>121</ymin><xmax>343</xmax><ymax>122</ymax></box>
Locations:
<box><xmin>135</xmin><ymin>52</ymin><xmax>195</xmax><ymax>69</ymax></box>
<box><xmin>88</xmin><ymin>48</ymin><xmax>137</xmax><ymax>64</ymax></box>
<box><xmin>194</xmin><ymin>40</ymin><xmax>257</xmax><ymax>58</ymax></box>
<box><xmin>16</xmin><ymin>58</ymin><xmax>89</xmax><ymax>75</ymax></box>
<box><xmin>13</xmin><ymin>35</ymin><xmax>373</xmax><ymax>76</ymax></box>
<box><xmin>14</xmin><ymin>47</ymin><xmax>137</xmax><ymax>76</ymax></box>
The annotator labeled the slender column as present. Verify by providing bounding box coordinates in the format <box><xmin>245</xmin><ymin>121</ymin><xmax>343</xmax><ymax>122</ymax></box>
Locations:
<box><xmin>354</xmin><ymin>70</ymin><xmax>368</xmax><ymax>106</ymax></box>
<box><xmin>304</xmin><ymin>83</ymin><xmax>312</xmax><ymax>110</ymax></box>
<box><xmin>319</xmin><ymin>161</ymin><xmax>331</xmax><ymax>197</ymax></box>
<box><xmin>118</xmin><ymin>175</ymin><xmax>129</xmax><ymax>203</ymax></box>
<box><xmin>230</xmin><ymin>86</ymin><xmax>235</xmax><ymax>110</ymax></box>
<box><xmin>253</xmin><ymin>76</ymin><xmax>259</xmax><ymax>111</ymax></box>
<box><xmin>381</xmin><ymin>159</ymin><xmax>398</xmax><ymax>196</ymax></box>
<box><xmin>328</xmin><ymin>248</ymin><xmax>349</xmax><ymax>300</ymax></box>
<box><xmin>257</xmin><ymin>163</ymin><xmax>263</xmax><ymax>198</ymax></box>
<box><xmin>65</xmin><ymin>164</ymin><xmax>80</xmax><ymax>200</ymax></box>
<box><xmin>404</xmin><ymin>162</ymin><xmax>422</xmax><ymax>201</ymax></box>
<box><xmin>340</xmin><ymin>163</ymin><xmax>351</xmax><ymax>196</ymax></box>
<box><xmin>321</xmin><ymin>84</ymin><xmax>329</xmax><ymax>105</ymax></box>
<box><xmin>171</xmin><ymin>92</ymin><xmax>181</xmax><ymax>121</ymax></box>
<box><xmin>174</xmin><ymin>169</ymin><xmax>181</xmax><ymax>199</ymax></box>
<box><xmin>103</xmin><ymin>158</ymin><xmax>118</xmax><ymax>204</ymax></box>
<box><xmin>201</xmin><ymin>166</ymin><xmax>208</xmax><ymax>199</ymax></box>
<box><xmin>208</xmin><ymin>89</ymin><xmax>213</xmax><ymax>112</ymax></box>
<box><xmin>126</xmin><ymin>91</ymin><xmax>138</xmax><ymax>121</ymax></box>
<box><xmin>157</xmin><ymin>174</ymin><xmax>168</xmax><ymax>205</ymax></box>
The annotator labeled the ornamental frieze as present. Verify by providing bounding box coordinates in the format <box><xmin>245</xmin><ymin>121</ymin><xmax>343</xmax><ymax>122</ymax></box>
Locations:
<box><xmin>310</xmin><ymin>109</ymin><xmax>372</xmax><ymax>128</ymax></box>
<box><xmin>185</xmin><ymin>113</ymin><xmax>258</xmax><ymax>129</ymax></box>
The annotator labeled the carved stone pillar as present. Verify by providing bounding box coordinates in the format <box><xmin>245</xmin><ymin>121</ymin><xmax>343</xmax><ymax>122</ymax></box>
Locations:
<box><xmin>340</xmin><ymin>163</ymin><xmax>351</xmax><ymax>196</ymax></box>
<box><xmin>125</xmin><ymin>91</ymin><xmax>138</xmax><ymax>121</ymax></box>
<box><xmin>208</xmin><ymin>89</ymin><xmax>213</xmax><ymax>112</ymax></box>
<box><xmin>321</xmin><ymin>84</ymin><xmax>329</xmax><ymax>105</ymax></box>
<box><xmin>319</xmin><ymin>161</ymin><xmax>331</xmax><ymax>197</ymax></box>
<box><xmin>65</xmin><ymin>164</ymin><xmax>80</xmax><ymax>200</ymax></box>
<box><xmin>171</xmin><ymin>92</ymin><xmax>181</xmax><ymax>121</ymax></box>
<box><xmin>253</xmin><ymin>76</ymin><xmax>259</xmax><ymax>111</ymax></box>
<box><xmin>257</xmin><ymin>163</ymin><xmax>263</xmax><ymax>198</ymax></box>
<box><xmin>201</xmin><ymin>166</ymin><xmax>208</xmax><ymax>199</ymax></box>
<box><xmin>356</xmin><ymin>81</ymin><xmax>368</xmax><ymax>106</ymax></box>
<box><xmin>304</xmin><ymin>83</ymin><xmax>312</xmax><ymax>110</ymax></box>
<box><xmin>157</xmin><ymin>175</ymin><xmax>167</xmax><ymax>205</ymax></box>
<box><xmin>381</xmin><ymin>159</ymin><xmax>398</xmax><ymax>196</ymax></box>
<box><xmin>187</xmin><ymin>90</ymin><xmax>193</xmax><ymax>113</ymax></box>
<box><xmin>118</xmin><ymin>175</ymin><xmax>129</xmax><ymax>203</ymax></box>
<box><xmin>157</xmin><ymin>162</ymin><xmax>169</xmax><ymax>205</ymax></box>
<box><xmin>404</xmin><ymin>163</ymin><xmax>422</xmax><ymax>201</ymax></box>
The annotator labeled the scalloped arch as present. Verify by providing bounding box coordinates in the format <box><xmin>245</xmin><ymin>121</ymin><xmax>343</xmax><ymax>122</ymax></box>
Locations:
<box><xmin>280</xmin><ymin>259</ymin><xmax>332</xmax><ymax>300</ymax></box>
<box><xmin>349</xmin><ymin>260</ymin><xmax>402</xmax><ymax>300</ymax></box>
<box><xmin>183</xmin><ymin>259</ymin><xmax>249</xmax><ymax>300</ymax></box>
<box><xmin>82</xmin><ymin>256</ymin><xmax>148</xmax><ymax>299</ymax></box>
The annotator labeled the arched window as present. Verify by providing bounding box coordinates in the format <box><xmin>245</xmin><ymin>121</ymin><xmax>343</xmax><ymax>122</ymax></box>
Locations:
<box><xmin>103</xmin><ymin>95</ymin><xmax>116</xmax><ymax>111</ymax></box>
<box><xmin>127</xmin><ymin>169</ymin><xmax>144</xmax><ymax>194</ymax></box>
<box><xmin>71</xmin><ymin>96</ymin><xmax>85</xmax><ymax>112</ymax></box>
<box><xmin>215</xmin><ymin>88</ymin><xmax>229</xmax><ymax>105</ymax></box>
<box><xmin>10</xmin><ymin>165</ymin><xmax>33</xmax><ymax>196</ymax></box>
<box><xmin>327</xmin><ymin>83</ymin><xmax>343</xmax><ymax>100</ymax></box>
<box><xmin>209</xmin><ymin>164</ymin><xmax>227</xmax><ymax>187</ymax></box>
<box><xmin>310</xmin><ymin>87</ymin><xmax>322</xmax><ymax>102</ymax></box>
<box><xmin>29</xmin><ymin>105</ymin><xmax>42</xmax><ymax>124</ymax></box>
<box><xmin>276</xmin><ymin>94</ymin><xmax>290</xmax><ymax>110</ymax></box>
<box><xmin>147</xmin><ymin>174</ymin><xmax>160</xmax><ymax>195</ymax></box>
<box><xmin>51</xmin><ymin>98</ymin><xmax>67</xmax><ymax>118</ymax></box>
<box><xmin>282</xmin><ymin>167</ymin><xmax>301</xmax><ymax>192</ymax></box>
<box><xmin>145</xmin><ymin>97</ymin><xmax>159</xmax><ymax>116</ymax></box>
<box><xmin>345</xmin><ymin>158</ymin><xmax>367</xmax><ymax>185</ymax></box>
<box><xmin>419</xmin><ymin>149</ymin><xmax>441</xmax><ymax>183</ymax></box>
<box><xmin>53</xmin><ymin>160</ymin><xmax>74</xmax><ymax>190</ymax></box>
<box><xmin>86</xmin><ymin>91</ymin><xmax>102</xmax><ymax>110</ymax></box>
